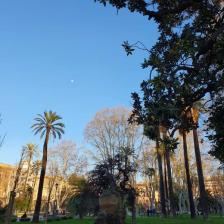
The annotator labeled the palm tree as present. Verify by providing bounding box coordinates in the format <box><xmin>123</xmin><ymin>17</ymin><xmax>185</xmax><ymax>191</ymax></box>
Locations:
<box><xmin>29</xmin><ymin>160</ymin><xmax>41</xmax><ymax>211</ymax></box>
<box><xmin>31</xmin><ymin>111</ymin><xmax>65</xmax><ymax>223</ymax></box>
<box><xmin>164</xmin><ymin>156</ymin><xmax>169</xmax><ymax>200</ymax></box>
<box><xmin>161</xmin><ymin>126</ymin><xmax>176</xmax><ymax>217</ymax></box>
<box><xmin>5</xmin><ymin>147</ymin><xmax>26</xmax><ymax>224</ymax></box>
<box><xmin>180</xmin><ymin>129</ymin><xmax>196</xmax><ymax>218</ymax></box>
<box><xmin>190</xmin><ymin>106</ymin><xmax>208</xmax><ymax>219</ymax></box>
<box><xmin>26</xmin><ymin>186</ymin><xmax>33</xmax><ymax>212</ymax></box>
<box><xmin>145</xmin><ymin>167</ymin><xmax>156</xmax><ymax>210</ymax></box>
<box><xmin>155</xmin><ymin>127</ymin><xmax>167</xmax><ymax>217</ymax></box>
<box><xmin>23</xmin><ymin>143</ymin><xmax>38</xmax><ymax>193</ymax></box>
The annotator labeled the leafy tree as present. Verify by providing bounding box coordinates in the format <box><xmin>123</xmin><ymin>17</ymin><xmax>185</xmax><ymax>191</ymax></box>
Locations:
<box><xmin>67</xmin><ymin>178</ymin><xmax>99</xmax><ymax>219</ymax></box>
<box><xmin>88</xmin><ymin>148</ymin><xmax>136</xmax><ymax>195</ymax></box>
<box><xmin>14</xmin><ymin>194</ymin><xmax>28</xmax><ymax>212</ymax></box>
<box><xmin>129</xmin><ymin>78</ymin><xmax>180</xmax><ymax>217</ymax></box>
<box><xmin>88</xmin><ymin>148</ymin><xmax>137</xmax><ymax>223</ymax></box>
<box><xmin>94</xmin><ymin>1</ymin><xmax>224</xmax><ymax>218</ymax></box>
<box><xmin>26</xmin><ymin>186</ymin><xmax>33</xmax><ymax>212</ymax></box>
<box><xmin>207</xmin><ymin>96</ymin><xmax>224</xmax><ymax>165</ymax></box>
<box><xmin>31</xmin><ymin>111</ymin><xmax>65</xmax><ymax>223</ymax></box>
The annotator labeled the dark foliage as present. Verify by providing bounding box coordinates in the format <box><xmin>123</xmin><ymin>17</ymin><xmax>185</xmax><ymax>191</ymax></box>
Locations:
<box><xmin>88</xmin><ymin>148</ymin><xmax>137</xmax><ymax>196</ymax></box>
<box><xmin>207</xmin><ymin>96</ymin><xmax>224</xmax><ymax>164</ymax></box>
<box><xmin>67</xmin><ymin>180</ymin><xmax>99</xmax><ymax>219</ymax></box>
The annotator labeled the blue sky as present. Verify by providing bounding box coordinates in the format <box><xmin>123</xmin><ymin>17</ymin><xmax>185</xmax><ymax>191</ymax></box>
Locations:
<box><xmin>0</xmin><ymin>0</ymin><xmax>158</xmax><ymax>164</ymax></box>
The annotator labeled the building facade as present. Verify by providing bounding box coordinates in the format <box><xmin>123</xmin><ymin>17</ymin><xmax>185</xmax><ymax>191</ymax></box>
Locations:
<box><xmin>0</xmin><ymin>163</ymin><xmax>15</xmax><ymax>207</ymax></box>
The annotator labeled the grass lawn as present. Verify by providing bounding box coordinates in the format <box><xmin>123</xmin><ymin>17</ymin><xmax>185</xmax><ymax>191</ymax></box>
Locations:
<box><xmin>1</xmin><ymin>216</ymin><xmax>224</xmax><ymax>224</ymax></box>
<box><xmin>39</xmin><ymin>216</ymin><xmax>224</xmax><ymax>224</ymax></box>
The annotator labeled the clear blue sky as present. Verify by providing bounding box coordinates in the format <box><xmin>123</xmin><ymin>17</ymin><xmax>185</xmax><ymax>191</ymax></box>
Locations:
<box><xmin>0</xmin><ymin>0</ymin><xmax>158</xmax><ymax>164</ymax></box>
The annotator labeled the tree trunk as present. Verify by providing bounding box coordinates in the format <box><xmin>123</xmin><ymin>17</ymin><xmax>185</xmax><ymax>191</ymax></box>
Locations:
<box><xmin>162</xmin><ymin>128</ymin><xmax>175</xmax><ymax>216</ymax></box>
<box><xmin>156</xmin><ymin>137</ymin><xmax>166</xmax><ymax>217</ymax></box>
<box><xmin>4</xmin><ymin>191</ymin><xmax>16</xmax><ymax>224</ymax></box>
<box><xmin>192</xmin><ymin>128</ymin><xmax>208</xmax><ymax>219</ymax></box>
<box><xmin>182</xmin><ymin>131</ymin><xmax>196</xmax><ymax>219</ymax></box>
<box><xmin>120</xmin><ymin>193</ymin><xmax>126</xmax><ymax>224</ymax></box>
<box><xmin>4</xmin><ymin>148</ymin><xmax>25</xmax><ymax>224</ymax></box>
<box><xmin>165</xmin><ymin>147</ymin><xmax>176</xmax><ymax>216</ymax></box>
<box><xmin>26</xmin><ymin>191</ymin><xmax>32</xmax><ymax>213</ymax></box>
<box><xmin>164</xmin><ymin>156</ymin><xmax>169</xmax><ymax>203</ymax></box>
<box><xmin>24</xmin><ymin>154</ymin><xmax>32</xmax><ymax>193</ymax></box>
<box><xmin>131</xmin><ymin>192</ymin><xmax>136</xmax><ymax>224</ymax></box>
<box><xmin>32</xmin><ymin>130</ymin><xmax>50</xmax><ymax>223</ymax></box>
<box><xmin>45</xmin><ymin>186</ymin><xmax>53</xmax><ymax>221</ymax></box>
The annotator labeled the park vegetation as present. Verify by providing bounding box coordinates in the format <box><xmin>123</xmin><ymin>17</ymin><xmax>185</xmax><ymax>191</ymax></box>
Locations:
<box><xmin>1</xmin><ymin>0</ymin><xmax>224</xmax><ymax>223</ymax></box>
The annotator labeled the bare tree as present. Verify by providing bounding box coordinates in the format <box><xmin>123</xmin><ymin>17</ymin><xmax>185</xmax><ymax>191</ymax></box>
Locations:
<box><xmin>45</xmin><ymin>159</ymin><xmax>59</xmax><ymax>218</ymax></box>
<box><xmin>49</xmin><ymin>141</ymin><xmax>88</xmax><ymax>209</ymax></box>
<box><xmin>0</xmin><ymin>114</ymin><xmax>6</xmax><ymax>149</ymax></box>
<box><xmin>85</xmin><ymin>107</ymin><xmax>144</xmax><ymax>162</ymax></box>
<box><xmin>139</xmin><ymin>146</ymin><xmax>157</xmax><ymax>210</ymax></box>
<box><xmin>85</xmin><ymin>107</ymin><xmax>147</xmax><ymax>224</ymax></box>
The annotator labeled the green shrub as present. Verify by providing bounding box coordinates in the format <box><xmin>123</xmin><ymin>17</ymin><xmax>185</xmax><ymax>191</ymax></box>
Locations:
<box><xmin>11</xmin><ymin>218</ymin><xmax>17</xmax><ymax>222</ymax></box>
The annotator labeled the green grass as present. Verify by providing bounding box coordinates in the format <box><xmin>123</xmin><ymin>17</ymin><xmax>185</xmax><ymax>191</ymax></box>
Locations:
<box><xmin>41</xmin><ymin>216</ymin><xmax>224</xmax><ymax>224</ymax></box>
<box><xmin>1</xmin><ymin>216</ymin><xmax>224</xmax><ymax>224</ymax></box>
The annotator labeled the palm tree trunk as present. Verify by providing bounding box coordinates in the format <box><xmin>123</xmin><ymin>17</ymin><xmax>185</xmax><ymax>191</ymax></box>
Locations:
<box><xmin>182</xmin><ymin>131</ymin><xmax>196</xmax><ymax>219</ymax></box>
<box><xmin>165</xmin><ymin>147</ymin><xmax>176</xmax><ymax>216</ymax></box>
<box><xmin>161</xmin><ymin>128</ymin><xmax>175</xmax><ymax>216</ymax></box>
<box><xmin>5</xmin><ymin>148</ymin><xmax>25</xmax><ymax>224</ymax></box>
<box><xmin>156</xmin><ymin>137</ymin><xmax>167</xmax><ymax>217</ymax></box>
<box><xmin>192</xmin><ymin>128</ymin><xmax>208</xmax><ymax>219</ymax></box>
<box><xmin>164</xmin><ymin>156</ymin><xmax>169</xmax><ymax>202</ymax></box>
<box><xmin>32</xmin><ymin>130</ymin><xmax>50</xmax><ymax>223</ymax></box>
<box><xmin>24</xmin><ymin>154</ymin><xmax>32</xmax><ymax>193</ymax></box>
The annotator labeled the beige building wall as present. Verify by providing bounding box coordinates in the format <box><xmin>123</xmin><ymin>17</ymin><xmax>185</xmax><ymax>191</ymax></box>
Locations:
<box><xmin>0</xmin><ymin>163</ymin><xmax>15</xmax><ymax>207</ymax></box>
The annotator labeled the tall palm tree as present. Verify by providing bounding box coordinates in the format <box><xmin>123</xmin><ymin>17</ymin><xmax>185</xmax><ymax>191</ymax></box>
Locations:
<box><xmin>163</xmin><ymin>154</ymin><xmax>169</xmax><ymax>203</ymax></box>
<box><xmin>161</xmin><ymin>126</ymin><xmax>176</xmax><ymax>217</ymax></box>
<box><xmin>31</xmin><ymin>111</ymin><xmax>65</xmax><ymax>223</ymax></box>
<box><xmin>23</xmin><ymin>143</ymin><xmax>38</xmax><ymax>193</ymax></box>
<box><xmin>145</xmin><ymin>167</ymin><xmax>155</xmax><ymax>210</ymax></box>
<box><xmin>26</xmin><ymin>186</ymin><xmax>33</xmax><ymax>212</ymax></box>
<box><xmin>5</xmin><ymin>147</ymin><xmax>26</xmax><ymax>224</ymax></box>
<box><xmin>29</xmin><ymin>160</ymin><xmax>41</xmax><ymax>211</ymax></box>
<box><xmin>180</xmin><ymin>129</ymin><xmax>196</xmax><ymax>218</ymax></box>
<box><xmin>155</xmin><ymin>127</ymin><xmax>167</xmax><ymax>217</ymax></box>
<box><xmin>190</xmin><ymin>106</ymin><xmax>208</xmax><ymax>219</ymax></box>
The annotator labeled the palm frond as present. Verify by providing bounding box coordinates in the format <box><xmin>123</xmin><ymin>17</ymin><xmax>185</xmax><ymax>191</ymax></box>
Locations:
<box><xmin>53</xmin><ymin>127</ymin><xmax>65</xmax><ymax>134</ymax></box>
<box><xmin>40</xmin><ymin>129</ymin><xmax>46</xmax><ymax>139</ymax></box>
<box><xmin>52</xmin><ymin>122</ymin><xmax>64</xmax><ymax>127</ymax></box>
<box><xmin>31</xmin><ymin>110</ymin><xmax>65</xmax><ymax>140</ymax></box>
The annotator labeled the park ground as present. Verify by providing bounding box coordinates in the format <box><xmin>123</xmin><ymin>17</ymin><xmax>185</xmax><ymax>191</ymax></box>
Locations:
<box><xmin>10</xmin><ymin>216</ymin><xmax>224</xmax><ymax>224</ymax></box>
<box><xmin>42</xmin><ymin>216</ymin><xmax>223</xmax><ymax>224</ymax></box>
<box><xmin>38</xmin><ymin>216</ymin><xmax>224</xmax><ymax>224</ymax></box>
